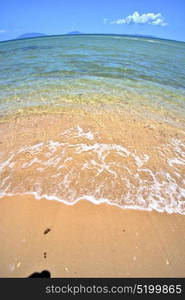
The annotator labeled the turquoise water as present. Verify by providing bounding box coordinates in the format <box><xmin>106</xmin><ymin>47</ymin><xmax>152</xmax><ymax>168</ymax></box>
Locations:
<box><xmin>0</xmin><ymin>34</ymin><xmax>185</xmax><ymax>123</ymax></box>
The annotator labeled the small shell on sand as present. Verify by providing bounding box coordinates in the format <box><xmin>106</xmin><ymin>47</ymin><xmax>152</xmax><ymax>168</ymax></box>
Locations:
<box><xmin>16</xmin><ymin>262</ymin><xmax>21</xmax><ymax>268</ymax></box>
<box><xmin>166</xmin><ymin>259</ymin><xmax>170</xmax><ymax>265</ymax></box>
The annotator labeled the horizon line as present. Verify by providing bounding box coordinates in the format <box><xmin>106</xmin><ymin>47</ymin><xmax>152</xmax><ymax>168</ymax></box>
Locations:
<box><xmin>0</xmin><ymin>33</ymin><xmax>185</xmax><ymax>44</ymax></box>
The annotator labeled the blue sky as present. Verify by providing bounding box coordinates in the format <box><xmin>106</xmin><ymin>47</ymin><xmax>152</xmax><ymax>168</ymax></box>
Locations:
<box><xmin>0</xmin><ymin>0</ymin><xmax>185</xmax><ymax>42</ymax></box>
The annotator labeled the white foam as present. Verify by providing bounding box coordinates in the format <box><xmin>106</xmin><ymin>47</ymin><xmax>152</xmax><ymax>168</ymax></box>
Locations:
<box><xmin>0</xmin><ymin>175</ymin><xmax>10</xmax><ymax>189</ymax></box>
<box><xmin>146</xmin><ymin>39</ymin><xmax>155</xmax><ymax>43</ymax></box>
<box><xmin>0</xmin><ymin>190</ymin><xmax>184</xmax><ymax>215</ymax></box>
<box><xmin>9</xmin><ymin>162</ymin><xmax>15</xmax><ymax>168</ymax></box>
<box><xmin>48</xmin><ymin>140</ymin><xmax>61</xmax><ymax>152</ymax></box>
<box><xmin>22</xmin><ymin>157</ymin><xmax>39</xmax><ymax>168</ymax></box>
<box><xmin>76</xmin><ymin>126</ymin><xmax>94</xmax><ymax>140</ymax></box>
<box><xmin>0</xmin><ymin>153</ymin><xmax>15</xmax><ymax>172</ymax></box>
<box><xmin>133</xmin><ymin>154</ymin><xmax>149</xmax><ymax>168</ymax></box>
<box><xmin>31</xmin><ymin>142</ymin><xmax>44</xmax><ymax>150</ymax></box>
<box><xmin>0</xmin><ymin>131</ymin><xmax>185</xmax><ymax>215</ymax></box>
<box><xmin>168</xmin><ymin>157</ymin><xmax>185</xmax><ymax>167</ymax></box>
<box><xmin>61</xmin><ymin>126</ymin><xmax>95</xmax><ymax>141</ymax></box>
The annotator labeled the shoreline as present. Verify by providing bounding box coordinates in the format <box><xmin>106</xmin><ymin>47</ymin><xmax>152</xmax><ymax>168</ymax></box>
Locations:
<box><xmin>0</xmin><ymin>192</ymin><xmax>184</xmax><ymax>215</ymax></box>
<box><xmin>0</xmin><ymin>112</ymin><xmax>185</xmax><ymax>214</ymax></box>
<box><xmin>0</xmin><ymin>194</ymin><xmax>185</xmax><ymax>278</ymax></box>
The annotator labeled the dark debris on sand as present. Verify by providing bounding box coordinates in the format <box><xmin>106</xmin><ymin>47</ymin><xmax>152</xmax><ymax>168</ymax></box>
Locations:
<box><xmin>44</xmin><ymin>228</ymin><xmax>51</xmax><ymax>235</ymax></box>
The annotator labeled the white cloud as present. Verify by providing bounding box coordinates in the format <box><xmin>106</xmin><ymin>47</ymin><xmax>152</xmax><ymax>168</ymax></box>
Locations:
<box><xmin>111</xmin><ymin>11</ymin><xmax>167</xmax><ymax>26</ymax></box>
<box><xmin>103</xmin><ymin>18</ymin><xmax>108</xmax><ymax>24</ymax></box>
<box><xmin>0</xmin><ymin>29</ymin><xmax>7</xmax><ymax>34</ymax></box>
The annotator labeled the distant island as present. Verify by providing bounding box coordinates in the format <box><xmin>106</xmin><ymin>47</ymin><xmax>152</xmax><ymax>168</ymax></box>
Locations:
<box><xmin>66</xmin><ymin>32</ymin><xmax>157</xmax><ymax>39</ymax></box>
<box><xmin>16</xmin><ymin>32</ymin><xmax>47</xmax><ymax>39</ymax></box>
<box><xmin>67</xmin><ymin>31</ymin><xmax>82</xmax><ymax>35</ymax></box>
<box><xmin>131</xmin><ymin>33</ymin><xmax>155</xmax><ymax>38</ymax></box>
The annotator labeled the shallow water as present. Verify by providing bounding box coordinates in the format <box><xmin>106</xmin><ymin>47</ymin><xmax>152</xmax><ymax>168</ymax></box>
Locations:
<box><xmin>0</xmin><ymin>35</ymin><xmax>185</xmax><ymax>214</ymax></box>
<box><xmin>0</xmin><ymin>35</ymin><xmax>185</xmax><ymax>123</ymax></box>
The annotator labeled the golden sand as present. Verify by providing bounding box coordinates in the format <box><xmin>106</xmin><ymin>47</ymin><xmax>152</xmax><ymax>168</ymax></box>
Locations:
<box><xmin>0</xmin><ymin>194</ymin><xmax>185</xmax><ymax>278</ymax></box>
<box><xmin>0</xmin><ymin>108</ymin><xmax>184</xmax><ymax>277</ymax></box>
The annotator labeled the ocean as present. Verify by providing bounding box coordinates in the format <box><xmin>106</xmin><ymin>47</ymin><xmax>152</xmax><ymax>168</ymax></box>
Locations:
<box><xmin>0</xmin><ymin>34</ymin><xmax>185</xmax><ymax>214</ymax></box>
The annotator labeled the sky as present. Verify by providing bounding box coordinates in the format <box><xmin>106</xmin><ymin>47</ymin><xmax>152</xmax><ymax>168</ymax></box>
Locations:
<box><xmin>0</xmin><ymin>0</ymin><xmax>185</xmax><ymax>42</ymax></box>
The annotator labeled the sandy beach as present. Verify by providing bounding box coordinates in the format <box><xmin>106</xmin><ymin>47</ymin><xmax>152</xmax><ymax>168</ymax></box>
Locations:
<box><xmin>0</xmin><ymin>111</ymin><xmax>185</xmax><ymax>278</ymax></box>
<box><xmin>0</xmin><ymin>194</ymin><xmax>185</xmax><ymax>278</ymax></box>
<box><xmin>1</xmin><ymin>5</ymin><xmax>185</xmax><ymax>283</ymax></box>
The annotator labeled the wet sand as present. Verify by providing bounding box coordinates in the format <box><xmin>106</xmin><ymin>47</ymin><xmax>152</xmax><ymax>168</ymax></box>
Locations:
<box><xmin>0</xmin><ymin>110</ymin><xmax>185</xmax><ymax>213</ymax></box>
<box><xmin>0</xmin><ymin>194</ymin><xmax>185</xmax><ymax>278</ymax></box>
